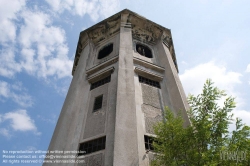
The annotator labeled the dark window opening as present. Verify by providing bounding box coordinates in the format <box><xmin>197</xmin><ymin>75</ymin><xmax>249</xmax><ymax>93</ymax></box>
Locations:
<box><xmin>93</xmin><ymin>95</ymin><xmax>103</xmax><ymax>112</ymax></box>
<box><xmin>90</xmin><ymin>75</ymin><xmax>111</xmax><ymax>90</ymax></box>
<box><xmin>136</xmin><ymin>43</ymin><xmax>153</xmax><ymax>58</ymax></box>
<box><xmin>98</xmin><ymin>43</ymin><xmax>113</xmax><ymax>59</ymax></box>
<box><xmin>144</xmin><ymin>135</ymin><xmax>154</xmax><ymax>151</ymax></box>
<box><xmin>78</xmin><ymin>136</ymin><xmax>106</xmax><ymax>156</ymax></box>
<box><xmin>139</xmin><ymin>76</ymin><xmax>161</xmax><ymax>89</ymax></box>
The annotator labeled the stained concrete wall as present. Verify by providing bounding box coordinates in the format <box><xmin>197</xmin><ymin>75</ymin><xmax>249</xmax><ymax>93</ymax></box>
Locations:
<box><xmin>45</xmin><ymin>31</ymin><xmax>120</xmax><ymax>165</ymax></box>
<box><xmin>77</xmin><ymin>62</ymin><xmax>118</xmax><ymax>166</ymax></box>
<box><xmin>86</xmin><ymin>35</ymin><xmax>120</xmax><ymax>71</ymax></box>
<box><xmin>133</xmin><ymin>37</ymin><xmax>190</xmax><ymax>165</ymax></box>
<box><xmin>156</xmin><ymin>41</ymin><xmax>190</xmax><ymax>126</ymax></box>
<box><xmin>46</xmin><ymin>13</ymin><xmax>190</xmax><ymax>166</ymax></box>
<box><xmin>44</xmin><ymin>43</ymin><xmax>92</xmax><ymax>166</ymax></box>
<box><xmin>77</xmin><ymin>37</ymin><xmax>119</xmax><ymax>165</ymax></box>
<box><xmin>83</xmin><ymin>83</ymin><xmax>108</xmax><ymax>139</ymax></box>
<box><xmin>113</xmin><ymin>21</ymin><xmax>139</xmax><ymax>165</ymax></box>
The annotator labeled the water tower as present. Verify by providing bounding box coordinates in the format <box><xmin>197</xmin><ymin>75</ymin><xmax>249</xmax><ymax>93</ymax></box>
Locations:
<box><xmin>45</xmin><ymin>9</ymin><xmax>189</xmax><ymax>166</ymax></box>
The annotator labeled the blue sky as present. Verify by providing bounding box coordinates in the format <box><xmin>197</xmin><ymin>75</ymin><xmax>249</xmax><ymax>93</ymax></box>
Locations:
<box><xmin>0</xmin><ymin>0</ymin><xmax>250</xmax><ymax>165</ymax></box>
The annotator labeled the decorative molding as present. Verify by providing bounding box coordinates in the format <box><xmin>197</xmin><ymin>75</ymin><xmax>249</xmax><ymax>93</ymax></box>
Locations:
<box><xmin>162</xmin><ymin>35</ymin><xmax>172</xmax><ymax>48</ymax></box>
<box><xmin>88</xmin><ymin>24</ymin><xmax>106</xmax><ymax>44</ymax></box>
<box><xmin>87</xmin><ymin>67</ymin><xmax>114</xmax><ymax>83</ymax></box>
<box><xmin>133</xmin><ymin>57</ymin><xmax>165</xmax><ymax>73</ymax></box>
<box><xmin>72</xmin><ymin>14</ymin><xmax>120</xmax><ymax>76</ymax></box>
<box><xmin>79</xmin><ymin>33</ymin><xmax>89</xmax><ymax>51</ymax></box>
<box><xmin>86</xmin><ymin>56</ymin><xmax>118</xmax><ymax>76</ymax></box>
<box><xmin>121</xmin><ymin>22</ymin><xmax>131</xmax><ymax>28</ymax></box>
<box><xmin>88</xmin><ymin>15</ymin><xmax>120</xmax><ymax>44</ymax></box>
<box><xmin>134</xmin><ymin>67</ymin><xmax>163</xmax><ymax>81</ymax></box>
<box><xmin>72</xmin><ymin>9</ymin><xmax>179</xmax><ymax>75</ymax></box>
<box><xmin>129</xmin><ymin>15</ymin><xmax>163</xmax><ymax>44</ymax></box>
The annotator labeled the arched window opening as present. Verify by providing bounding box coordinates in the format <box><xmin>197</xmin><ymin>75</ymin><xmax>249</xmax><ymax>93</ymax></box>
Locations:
<box><xmin>98</xmin><ymin>43</ymin><xmax>113</xmax><ymax>59</ymax></box>
<box><xmin>136</xmin><ymin>44</ymin><xmax>153</xmax><ymax>58</ymax></box>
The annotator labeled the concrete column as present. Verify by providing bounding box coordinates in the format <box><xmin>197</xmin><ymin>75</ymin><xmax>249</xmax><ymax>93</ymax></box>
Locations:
<box><xmin>113</xmin><ymin>20</ymin><xmax>139</xmax><ymax>165</ymax></box>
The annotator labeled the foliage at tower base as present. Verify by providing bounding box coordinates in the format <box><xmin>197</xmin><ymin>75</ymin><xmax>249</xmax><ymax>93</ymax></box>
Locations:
<box><xmin>151</xmin><ymin>79</ymin><xmax>250</xmax><ymax>166</ymax></box>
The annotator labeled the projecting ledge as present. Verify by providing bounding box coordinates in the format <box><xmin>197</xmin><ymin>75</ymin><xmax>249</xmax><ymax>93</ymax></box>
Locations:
<box><xmin>87</xmin><ymin>67</ymin><xmax>114</xmax><ymax>83</ymax></box>
<box><xmin>134</xmin><ymin>67</ymin><xmax>163</xmax><ymax>81</ymax></box>
<box><xmin>86</xmin><ymin>56</ymin><xmax>118</xmax><ymax>76</ymax></box>
<box><xmin>133</xmin><ymin>57</ymin><xmax>165</xmax><ymax>73</ymax></box>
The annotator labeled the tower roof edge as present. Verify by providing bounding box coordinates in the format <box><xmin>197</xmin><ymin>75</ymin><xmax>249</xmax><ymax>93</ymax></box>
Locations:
<box><xmin>72</xmin><ymin>9</ymin><xmax>178</xmax><ymax>75</ymax></box>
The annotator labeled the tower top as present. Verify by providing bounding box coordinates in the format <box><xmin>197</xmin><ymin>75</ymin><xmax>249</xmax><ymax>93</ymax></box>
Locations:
<box><xmin>72</xmin><ymin>9</ymin><xmax>178</xmax><ymax>75</ymax></box>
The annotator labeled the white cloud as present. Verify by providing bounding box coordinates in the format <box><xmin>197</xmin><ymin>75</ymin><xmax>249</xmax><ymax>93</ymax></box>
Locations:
<box><xmin>17</xmin><ymin>10</ymin><xmax>73</xmax><ymax>79</ymax></box>
<box><xmin>0</xmin><ymin>0</ymin><xmax>26</xmax><ymax>44</ymax></box>
<box><xmin>180</xmin><ymin>62</ymin><xmax>242</xmax><ymax>96</ymax></box>
<box><xmin>45</xmin><ymin>0</ymin><xmax>120</xmax><ymax>21</ymax></box>
<box><xmin>0</xmin><ymin>0</ymin><xmax>26</xmax><ymax>21</ymax></box>
<box><xmin>0</xmin><ymin>81</ymin><xmax>10</xmax><ymax>98</ymax></box>
<box><xmin>0</xmin><ymin>6</ymin><xmax>73</xmax><ymax>80</ymax></box>
<box><xmin>246</xmin><ymin>63</ymin><xmax>250</xmax><ymax>80</ymax></box>
<box><xmin>98</xmin><ymin>0</ymin><xmax>120</xmax><ymax>18</ymax></box>
<box><xmin>19</xmin><ymin>11</ymin><xmax>63</xmax><ymax>48</ymax></box>
<box><xmin>20</xmin><ymin>48</ymin><xmax>36</xmax><ymax>75</ymax></box>
<box><xmin>246</xmin><ymin>64</ymin><xmax>250</xmax><ymax>73</ymax></box>
<box><xmin>180</xmin><ymin>62</ymin><xmax>250</xmax><ymax>132</ymax></box>
<box><xmin>0</xmin><ymin>110</ymin><xmax>39</xmax><ymax>137</ymax></box>
<box><xmin>229</xmin><ymin>109</ymin><xmax>250</xmax><ymax>132</ymax></box>
<box><xmin>4</xmin><ymin>110</ymin><xmax>36</xmax><ymax>131</ymax></box>
<box><xmin>181</xmin><ymin>61</ymin><xmax>188</xmax><ymax>65</ymax></box>
<box><xmin>46</xmin><ymin>58</ymin><xmax>72</xmax><ymax>78</ymax></box>
<box><xmin>0</xmin><ymin>128</ymin><xmax>11</xmax><ymax>138</ymax></box>
<box><xmin>247</xmin><ymin>64</ymin><xmax>250</xmax><ymax>85</ymax></box>
<box><xmin>0</xmin><ymin>19</ymin><xmax>16</xmax><ymax>44</ymax></box>
<box><xmin>233</xmin><ymin>110</ymin><xmax>250</xmax><ymax>127</ymax></box>
<box><xmin>0</xmin><ymin>48</ymin><xmax>22</xmax><ymax>78</ymax></box>
<box><xmin>179</xmin><ymin>62</ymin><xmax>245</xmax><ymax>109</ymax></box>
<box><xmin>0</xmin><ymin>81</ymin><xmax>33</xmax><ymax>107</ymax></box>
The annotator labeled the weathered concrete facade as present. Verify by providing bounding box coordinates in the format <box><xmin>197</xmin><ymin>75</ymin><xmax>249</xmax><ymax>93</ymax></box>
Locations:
<box><xmin>44</xmin><ymin>9</ymin><xmax>189</xmax><ymax>166</ymax></box>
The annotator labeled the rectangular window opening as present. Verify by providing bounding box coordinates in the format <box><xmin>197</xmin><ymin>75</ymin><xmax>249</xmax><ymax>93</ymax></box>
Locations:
<box><xmin>93</xmin><ymin>95</ymin><xmax>103</xmax><ymax>112</ymax></box>
<box><xmin>144</xmin><ymin>135</ymin><xmax>155</xmax><ymax>151</ymax></box>
<box><xmin>78</xmin><ymin>136</ymin><xmax>106</xmax><ymax>156</ymax></box>
<box><xmin>139</xmin><ymin>76</ymin><xmax>161</xmax><ymax>89</ymax></box>
<box><xmin>90</xmin><ymin>75</ymin><xmax>111</xmax><ymax>90</ymax></box>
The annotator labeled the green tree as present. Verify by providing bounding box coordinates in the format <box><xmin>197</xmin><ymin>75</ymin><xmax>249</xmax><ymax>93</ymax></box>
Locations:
<box><xmin>151</xmin><ymin>79</ymin><xmax>250</xmax><ymax>166</ymax></box>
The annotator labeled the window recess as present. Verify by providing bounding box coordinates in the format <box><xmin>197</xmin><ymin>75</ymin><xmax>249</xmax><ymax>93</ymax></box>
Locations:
<box><xmin>136</xmin><ymin>43</ymin><xmax>153</xmax><ymax>58</ymax></box>
<box><xmin>90</xmin><ymin>75</ymin><xmax>111</xmax><ymax>90</ymax></box>
<box><xmin>98</xmin><ymin>43</ymin><xmax>113</xmax><ymax>59</ymax></box>
<box><xmin>78</xmin><ymin>136</ymin><xmax>106</xmax><ymax>156</ymax></box>
<box><xmin>139</xmin><ymin>76</ymin><xmax>161</xmax><ymax>89</ymax></box>
<box><xmin>93</xmin><ymin>95</ymin><xmax>103</xmax><ymax>112</ymax></box>
<box><xmin>144</xmin><ymin>135</ymin><xmax>154</xmax><ymax>151</ymax></box>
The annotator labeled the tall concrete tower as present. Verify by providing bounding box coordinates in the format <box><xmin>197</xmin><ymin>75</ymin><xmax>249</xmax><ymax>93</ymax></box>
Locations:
<box><xmin>45</xmin><ymin>9</ymin><xmax>189</xmax><ymax>166</ymax></box>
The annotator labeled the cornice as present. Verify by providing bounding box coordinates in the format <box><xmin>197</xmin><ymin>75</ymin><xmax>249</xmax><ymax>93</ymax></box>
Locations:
<box><xmin>72</xmin><ymin>9</ymin><xmax>178</xmax><ymax>75</ymax></box>
<box><xmin>134</xmin><ymin>67</ymin><xmax>163</xmax><ymax>81</ymax></box>
<box><xmin>87</xmin><ymin>67</ymin><xmax>114</xmax><ymax>83</ymax></box>
<box><xmin>133</xmin><ymin>57</ymin><xmax>165</xmax><ymax>73</ymax></box>
<box><xmin>86</xmin><ymin>56</ymin><xmax>118</xmax><ymax>76</ymax></box>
